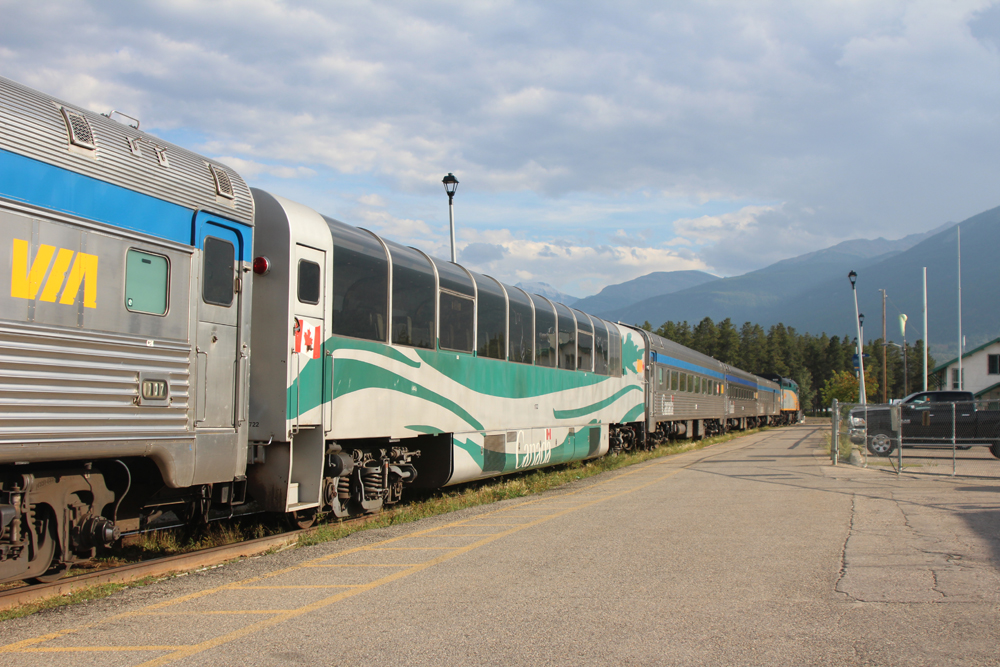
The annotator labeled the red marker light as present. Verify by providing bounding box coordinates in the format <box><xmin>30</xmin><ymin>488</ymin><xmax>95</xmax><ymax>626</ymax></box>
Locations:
<box><xmin>253</xmin><ymin>256</ymin><xmax>270</xmax><ymax>275</ymax></box>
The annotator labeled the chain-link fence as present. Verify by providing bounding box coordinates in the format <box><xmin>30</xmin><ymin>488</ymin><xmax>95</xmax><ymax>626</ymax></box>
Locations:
<box><xmin>830</xmin><ymin>399</ymin><xmax>1000</xmax><ymax>478</ymax></box>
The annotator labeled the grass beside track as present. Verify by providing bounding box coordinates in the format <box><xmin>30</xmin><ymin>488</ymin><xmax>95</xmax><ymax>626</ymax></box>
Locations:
<box><xmin>1</xmin><ymin>428</ymin><xmax>765</xmax><ymax>621</ymax></box>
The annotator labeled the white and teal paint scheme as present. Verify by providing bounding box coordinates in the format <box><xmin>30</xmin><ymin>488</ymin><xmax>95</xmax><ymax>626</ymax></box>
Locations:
<box><xmin>325</xmin><ymin>327</ymin><xmax>646</xmax><ymax>485</ymax></box>
<box><xmin>247</xmin><ymin>188</ymin><xmax>648</xmax><ymax>511</ymax></box>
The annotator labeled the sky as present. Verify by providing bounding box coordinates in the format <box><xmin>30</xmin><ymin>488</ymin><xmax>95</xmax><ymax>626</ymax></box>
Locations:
<box><xmin>2</xmin><ymin>0</ymin><xmax>1000</xmax><ymax>298</ymax></box>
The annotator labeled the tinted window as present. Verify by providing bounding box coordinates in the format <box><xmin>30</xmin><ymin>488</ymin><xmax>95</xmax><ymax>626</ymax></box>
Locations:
<box><xmin>593</xmin><ymin>318</ymin><xmax>609</xmax><ymax>375</ymax></box>
<box><xmin>125</xmin><ymin>249</ymin><xmax>168</xmax><ymax>315</ymax></box>
<box><xmin>574</xmin><ymin>309</ymin><xmax>593</xmax><ymax>372</ymax></box>
<box><xmin>326</xmin><ymin>217</ymin><xmax>388</xmax><ymax>342</ymax></box>
<box><xmin>608</xmin><ymin>326</ymin><xmax>621</xmax><ymax>377</ymax></box>
<box><xmin>434</xmin><ymin>258</ymin><xmax>475</xmax><ymax>296</ymax></box>
<box><xmin>508</xmin><ymin>286</ymin><xmax>534</xmax><ymax>364</ymax></box>
<box><xmin>434</xmin><ymin>259</ymin><xmax>474</xmax><ymax>353</ymax></box>
<box><xmin>386</xmin><ymin>241</ymin><xmax>435</xmax><ymax>349</ymax></box>
<box><xmin>530</xmin><ymin>294</ymin><xmax>556</xmax><ymax>368</ymax></box>
<box><xmin>202</xmin><ymin>237</ymin><xmax>234</xmax><ymax>306</ymax></box>
<box><xmin>554</xmin><ymin>302</ymin><xmax>576</xmax><ymax>370</ymax></box>
<box><xmin>671</xmin><ymin>370</ymin><xmax>678</xmax><ymax>391</ymax></box>
<box><xmin>473</xmin><ymin>273</ymin><xmax>506</xmax><ymax>359</ymax></box>
<box><xmin>298</xmin><ymin>260</ymin><xmax>320</xmax><ymax>304</ymax></box>
<box><xmin>439</xmin><ymin>292</ymin><xmax>474</xmax><ymax>353</ymax></box>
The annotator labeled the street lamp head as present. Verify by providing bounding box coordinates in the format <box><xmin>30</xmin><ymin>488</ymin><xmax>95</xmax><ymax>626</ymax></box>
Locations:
<box><xmin>858</xmin><ymin>312</ymin><xmax>865</xmax><ymax>327</ymax></box>
<box><xmin>442</xmin><ymin>173</ymin><xmax>459</xmax><ymax>198</ymax></box>
<box><xmin>848</xmin><ymin>270</ymin><xmax>857</xmax><ymax>287</ymax></box>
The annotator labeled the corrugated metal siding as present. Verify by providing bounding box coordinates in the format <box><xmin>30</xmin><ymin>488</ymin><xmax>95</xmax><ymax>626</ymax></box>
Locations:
<box><xmin>0</xmin><ymin>76</ymin><xmax>253</xmax><ymax>227</ymax></box>
<box><xmin>0</xmin><ymin>322</ymin><xmax>191</xmax><ymax>446</ymax></box>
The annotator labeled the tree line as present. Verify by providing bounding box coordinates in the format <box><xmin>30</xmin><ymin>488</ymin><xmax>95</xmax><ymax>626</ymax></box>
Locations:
<box><xmin>640</xmin><ymin>317</ymin><xmax>933</xmax><ymax>413</ymax></box>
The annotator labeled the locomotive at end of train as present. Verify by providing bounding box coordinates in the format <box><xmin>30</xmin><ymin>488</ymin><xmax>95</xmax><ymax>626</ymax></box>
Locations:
<box><xmin>0</xmin><ymin>76</ymin><xmax>800</xmax><ymax>584</ymax></box>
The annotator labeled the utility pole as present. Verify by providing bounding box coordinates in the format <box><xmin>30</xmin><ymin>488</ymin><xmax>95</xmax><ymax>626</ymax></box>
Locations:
<box><xmin>881</xmin><ymin>289</ymin><xmax>887</xmax><ymax>403</ymax></box>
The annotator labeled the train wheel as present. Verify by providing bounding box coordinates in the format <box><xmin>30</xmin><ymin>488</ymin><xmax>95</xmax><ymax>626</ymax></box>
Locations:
<box><xmin>24</xmin><ymin>507</ymin><xmax>61</xmax><ymax>583</ymax></box>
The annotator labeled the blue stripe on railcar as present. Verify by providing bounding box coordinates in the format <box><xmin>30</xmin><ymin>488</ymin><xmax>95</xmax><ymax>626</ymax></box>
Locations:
<box><xmin>726</xmin><ymin>374</ymin><xmax>757</xmax><ymax>389</ymax></box>
<box><xmin>0</xmin><ymin>148</ymin><xmax>252</xmax><ymax>259</ymax></box>
<box><xmin>649</xmin><ymin>351</ymin><xmax>724</xmax><ymax>379</ymax></box>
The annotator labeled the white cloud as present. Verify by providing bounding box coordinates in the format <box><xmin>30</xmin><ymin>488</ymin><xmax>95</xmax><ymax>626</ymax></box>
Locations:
<box><xmin>2</xmin><ymin>0</ymin><xmax>999</xmax><ymax>288</ymax></box>
<box><xmin>672</xmin><ymin>205</ymin><xmax>781</xmax><ymax>244</ymax></box>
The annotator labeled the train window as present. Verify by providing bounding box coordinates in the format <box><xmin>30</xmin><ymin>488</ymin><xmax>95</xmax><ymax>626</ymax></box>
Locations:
<box><xmin>439</xmin><ymin>292</ymin><xmax>474</xmax><ymax>352</ymax></box>
<box><xmin>473</xmin><ymin>272</ymin><xmax>506</xmax><ymax>359</ymax></box>
<box><xmin>125</xmin><ymin>249</ymin><xmax>168</xmax><ymax>315</ymax></box>
<box><xmin>386</xmin><ymin>241</ymin><xmax>435</xmax><ymax>349</ymax></box>
<box><xmin>433</xmin><ymin>258</ymin><xmax>475</xmax><ymax>296</ymax></box>
<box><xmin>507</xmin><ymin>286</ymin><xmax>534</xmax><ymax>364</ymax></box>
<box><xmin>608</xmin><ymin>326</ymin><xmax>621</xmax><ymax>377</ymax></box>
<box><xmin>574</xmin><ymin>309</ymin><xmax>593</xmax><ymax>372</ymax></box>
<box><xmin>297</xmin><ymin>260</ymin><xmax>320</xmax><ymax>305</ymax></box>
<box><xmin>202</xmin><ymin>237</ymin><xmax>234</xmax><ymax>307</ymax></box>
<box><xmin>432</xmin><ymin>258</ymin><xmax>474</xmax><ymax>353</ymax></box>
<box><xmin>530</xmin><ymin>294</ymin><xmax>556</xmax><ymax>368</ymax></box>
<box><xmin>671</xmin><ymin>370</ymin><xmax>678</xmax><ymax>391</ymax></box>
<box><xmin>554</xmin><ymin>302</ymin><xmax>576</xmax><ymax>370</ymax></box>
<box><xmin>694</xmin><ymin>376</ymin><xmax>701</xmax><ymax>394</ymax></box>
<box><xmin>326</xmin><ymin>217</ymin><xmax>388</xmax><ymax>342</ymax></box>
<box><xmin>593</xmin><ymin>318</ymin><xmax>609</xmax><ymax>375</ymax></box>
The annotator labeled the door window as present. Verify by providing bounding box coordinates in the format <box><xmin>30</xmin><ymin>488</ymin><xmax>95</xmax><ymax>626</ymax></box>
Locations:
<box><xmin>202</xmin><ymin>237</ymin><xmax>234</xmax><ymax>306</ymax></box>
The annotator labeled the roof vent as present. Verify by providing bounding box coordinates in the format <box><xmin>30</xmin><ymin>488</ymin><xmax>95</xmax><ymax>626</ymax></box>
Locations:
<box><xmin>60</xmin><ymin>107</ymin><xmax>96</xmax><ymax>150</ymax></box>
<box><xmin>209</xmin><ymin>164</ymin><xmax>235</xmax><ymax>200</ymax></box>
<box><xmin>155</xmin><ymin>146</ymin><xmax>169</xmax><ymax>167</ymax></box>
<box><xmin>128</xmin><ymin>136</ymin><xmax>143</xmax><ymax>157</ymax></box>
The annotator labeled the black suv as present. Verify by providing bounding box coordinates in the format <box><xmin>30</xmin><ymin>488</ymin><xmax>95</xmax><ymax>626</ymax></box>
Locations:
<box><xmin>849</xmin><ymin>391</ymin><xmax>1000</xmax><ymax>457</ymax></box>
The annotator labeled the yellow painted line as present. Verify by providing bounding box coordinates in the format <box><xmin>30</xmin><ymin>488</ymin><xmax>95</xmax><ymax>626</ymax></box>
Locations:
<box><xmin>2</xmin><ymin>440</ymin><xmax>733</xmax><ymax>658</ymax></box>
<box><xmin>302</xmin><ymin>563</ymin><xmax>421</xmax><ymax>568</ymax></box>
<box><xmin>136</xmin><ymin>611</ymin><xmax>289</xmax><ymax>616</ymax></box>
<box><xmin>21</xmin><ymin>646</ymin><xmax>184</xmax><ymax>652</ymax></box>
<box><xmin>365</xmin><ymin>546</ymin><xmax>460</xmax><ymax>551</ymax></box>
<box><xmin>451</xmin><ymin>522</ymin><xmax>542</xmax><ymax>526</ymax></box>
<box><xmin>234</xmin><ymin>585</ymin><xmax>362</xmax><ymax>590</ymax></box>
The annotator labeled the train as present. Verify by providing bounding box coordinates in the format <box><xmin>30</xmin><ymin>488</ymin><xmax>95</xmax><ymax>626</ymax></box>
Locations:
<box><xmin>0</xmin><ymin>76</ymin><xmax>801</xmax><ymax>584</ymax></box>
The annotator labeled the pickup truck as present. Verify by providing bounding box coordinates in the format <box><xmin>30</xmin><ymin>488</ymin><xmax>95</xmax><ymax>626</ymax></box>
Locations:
<box><xmin>849</xmin><ymin>391</ymin><xmax>1000</xmax><ymax>458</ymax></box>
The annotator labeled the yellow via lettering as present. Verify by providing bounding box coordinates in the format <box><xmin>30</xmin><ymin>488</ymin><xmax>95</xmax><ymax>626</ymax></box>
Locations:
<box><xmin>11</xmin><ymin>239</ymin><xmax>97</xmax><ymax>308</ymax></box>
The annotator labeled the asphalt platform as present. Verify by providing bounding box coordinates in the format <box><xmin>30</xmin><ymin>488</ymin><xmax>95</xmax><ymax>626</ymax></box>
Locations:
<box><xmin>2</xmin><ymin>423</ymin><xmax>999</xmax><ymax>666</ymax></box>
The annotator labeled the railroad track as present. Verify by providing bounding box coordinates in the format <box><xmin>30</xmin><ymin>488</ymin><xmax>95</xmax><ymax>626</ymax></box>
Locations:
<box><xmin>0</xmin><ymin>513</ymin><xmax>388</xmax><ymax>612</ymax></box>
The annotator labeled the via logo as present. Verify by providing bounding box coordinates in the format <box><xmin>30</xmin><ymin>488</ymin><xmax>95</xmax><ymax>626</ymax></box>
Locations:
<box><xmin>11</xmin><ymin>239</ymin><xmax>97</xmax><ymax>308</ymax></box>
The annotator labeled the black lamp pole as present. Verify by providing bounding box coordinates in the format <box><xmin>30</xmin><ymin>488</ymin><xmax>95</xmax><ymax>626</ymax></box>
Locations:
<box><xmin>442</xmin><ymin>173</ymin><xmax>459</xmax><ymax>262</ymax></box>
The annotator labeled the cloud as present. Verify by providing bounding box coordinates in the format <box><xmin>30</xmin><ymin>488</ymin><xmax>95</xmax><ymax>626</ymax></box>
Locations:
<box><xmin>2</xmin><ymin>0</ymin><xmax>999</xmax><ymax>291</ymax></box>
<box><xmin>672</xmin><ymin>205</ymin><xmax>781</xmax><ymax>244</ymax></box>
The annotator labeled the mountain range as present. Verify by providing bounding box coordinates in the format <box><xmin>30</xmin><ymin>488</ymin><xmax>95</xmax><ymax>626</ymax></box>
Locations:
<box><xmin>582</xmin><ymin>214</ymin><xmax>989</xmax><ymax>359</ymax></box>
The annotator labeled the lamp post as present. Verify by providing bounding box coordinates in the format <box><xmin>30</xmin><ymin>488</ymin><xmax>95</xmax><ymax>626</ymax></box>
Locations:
<box><xmin>849</xmin><ymin>270</ymin><xmax>867</xmax><ymax>404</ymax></box>
<box><xmin>900</xmin><ymin>314</ymin><xmax>908</xmax><ymax>398</ymax></box>
<box><xmin>442</xmin><ymin>173</ymin><xmax>459</xmax><ymax>262</ymax></box>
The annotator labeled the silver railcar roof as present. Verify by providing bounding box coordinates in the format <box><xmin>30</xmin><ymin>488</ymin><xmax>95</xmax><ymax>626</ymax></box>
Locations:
<box><xmin>0</xmin><ymin>75</ymin><xmax>253</xmax><ymax>226</ymax></box>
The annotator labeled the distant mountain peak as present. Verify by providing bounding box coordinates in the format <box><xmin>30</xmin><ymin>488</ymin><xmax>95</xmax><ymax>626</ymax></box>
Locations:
<box><xmin>514</xmin><ymin>281</ymin><xmax>579</xmax><ymax>305</ymax></box>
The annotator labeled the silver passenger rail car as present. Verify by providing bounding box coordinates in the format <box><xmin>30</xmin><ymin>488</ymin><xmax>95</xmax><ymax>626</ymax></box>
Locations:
<box><xmin>628</xmin><ymin>326</ymin><xmax>729</xmax><ymax>442</ymax></box>
<box><xmin>0</xmin><ymin>76</ymin><xmax>254</xmax><ymax>582</ymax></box>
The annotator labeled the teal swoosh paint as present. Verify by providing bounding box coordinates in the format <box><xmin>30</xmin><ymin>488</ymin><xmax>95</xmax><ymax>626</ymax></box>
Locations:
<box><xmin>415</xmin><ymin>348</ymin><xmax>613</xmax><ymax>399</ymax></box>
<box><xmin>329</xmin><ymin>336</ymin><xmax>421</xmax><ymax>368</ymax></box>
<box><xmin>552</xmin><ymin>385</ymin><xmax>643</xmax><ymax>420</ymax></box>
<box><xmin>620</xmin><ymin>402</ymin><xmax>645</xmax><ymax>423</ymax></box>
<box><xmin>333</xmin><ymin>358</ymin><xmax>484</xmax><ymax>431</ymax></box>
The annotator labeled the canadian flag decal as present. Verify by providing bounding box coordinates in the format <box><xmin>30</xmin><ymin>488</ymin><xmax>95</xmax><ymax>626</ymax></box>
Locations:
<box><xmin>293</xmin><ymin>318</ymin><xmax>322</xmax><ymax>360</ymax></box>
